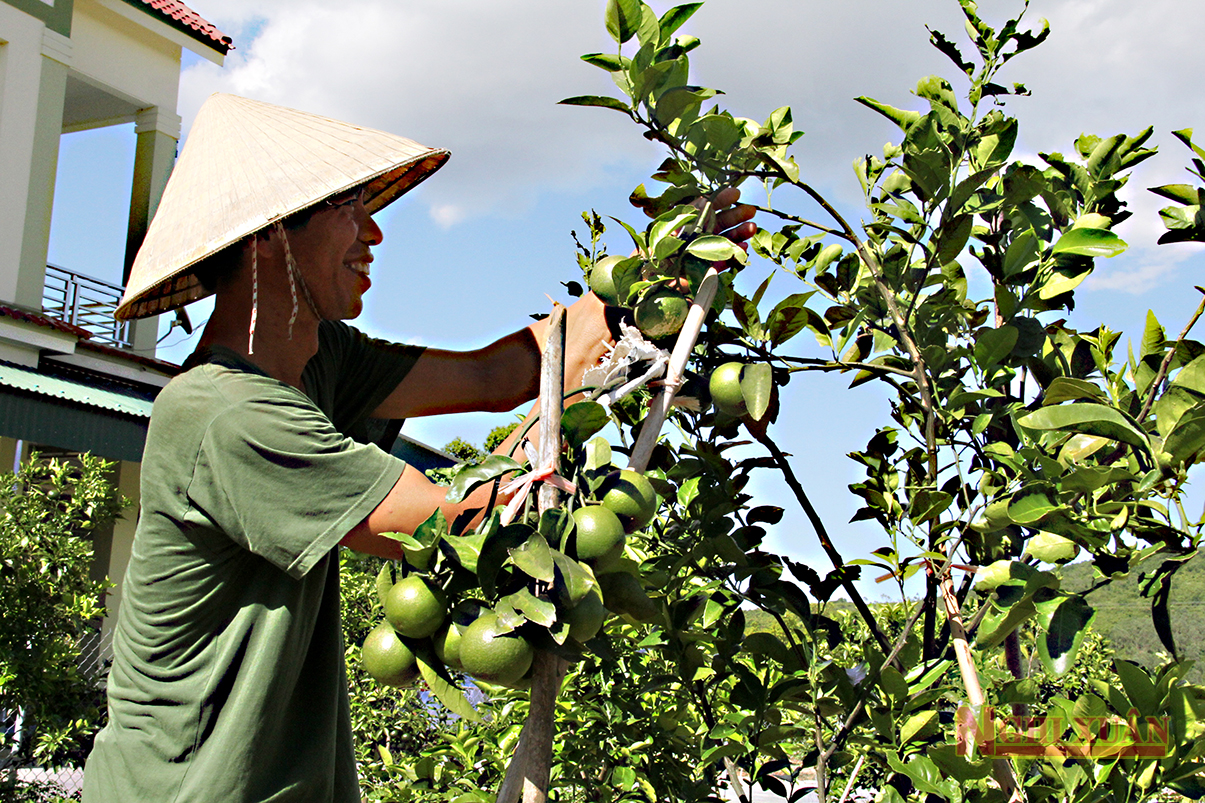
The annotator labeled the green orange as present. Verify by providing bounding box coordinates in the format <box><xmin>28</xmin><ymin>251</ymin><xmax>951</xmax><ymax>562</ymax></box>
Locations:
<box><xmin>709</xmin><ymin>362</ymin><xmax>747</xmax><ymax>416</ymax></box>
<box><xmin>599</xmin><ymin>469</ymin><xmax>658</xmax><ymax>533</ymax></box>
<box><xmin>563</xmin><ymin>587</ymin><xmax>608</xmax><ymax>643</ymax></box>
<box><xmin>459</xmin><ymin>612</ymin><xmax>534</xmax><ymax>686</ymax></box>
<box><xmin>384</xmin><ymin>575</ymin><xmax>448</xmax><ymax>639</ymax></box>
<box><xmin>634</xmin><ymin>288</ymin><xmax>690</xmax><ymax>339</ymax></box>
<box><xmin>598</xmin><ymin>571</ymin><xmax>658</xmax><ymax>623</ymax></box>
<box><xmin>361</xmin><ymin>622</ymin><xmax>419</xmax><ymax>687</ymax></box>
<box><xmin>571</xmin><ymin>505</ymin><xmax>626</xmax><ymax>561</ymax></box>
<box><xmin>589</xmin><ymin>255</ymin><xmax>625</xmax><ymax>306</ymax></box>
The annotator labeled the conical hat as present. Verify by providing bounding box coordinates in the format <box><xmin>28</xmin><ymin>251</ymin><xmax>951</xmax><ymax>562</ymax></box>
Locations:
<box><xmin>116</xmin><ymin>93</ymin><xmax>449</xmax><ymax>320</ymax></box>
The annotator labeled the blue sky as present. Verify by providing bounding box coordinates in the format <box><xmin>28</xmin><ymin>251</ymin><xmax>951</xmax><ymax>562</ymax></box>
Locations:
<box><xmin>46</xmin><ymin>0</ymin><xmax>1205</xmax><ymax>596</ymax></box>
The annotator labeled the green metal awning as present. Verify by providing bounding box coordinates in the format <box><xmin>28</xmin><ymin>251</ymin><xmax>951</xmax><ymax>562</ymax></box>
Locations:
<box><xmin>0</xmin><ymin>362</ymin><xmax>156</xmax><ymax>463</ymax></box>
<box><xmin>0</xmin><ymin>362</ymin><xmax>154</xmax><ymax>418</ymax></box>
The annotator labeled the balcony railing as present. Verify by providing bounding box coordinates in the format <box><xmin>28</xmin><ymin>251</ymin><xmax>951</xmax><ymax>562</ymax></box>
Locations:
<box><xmin>42</xmin><ymin>264</ymin><xmax>132</xmax><ymax>349</ymax></box>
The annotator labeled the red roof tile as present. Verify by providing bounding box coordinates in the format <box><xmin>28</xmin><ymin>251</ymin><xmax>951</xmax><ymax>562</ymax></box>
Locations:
<box><xmin>0</xmin><ymin>304</ymin><xmax>93</xmax><ymax>340</ymax></box>
<box><xmin>130</xmin><ymin>0</ymin><xmax>233</xmax><ymax>54</ymax></box>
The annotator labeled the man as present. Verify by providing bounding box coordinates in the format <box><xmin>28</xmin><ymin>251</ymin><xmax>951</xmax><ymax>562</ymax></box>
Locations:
<box><xmin>82</xmin><ymin>93</ymin><xmax>754</xmax><ymax>801</ymax></box>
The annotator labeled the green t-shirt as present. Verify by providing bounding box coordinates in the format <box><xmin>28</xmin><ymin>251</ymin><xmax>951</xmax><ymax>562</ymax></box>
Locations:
<box><xmin>84</xmin><ymin>321</ymin><xmax>424</xmax><ymax>803</ymax></box>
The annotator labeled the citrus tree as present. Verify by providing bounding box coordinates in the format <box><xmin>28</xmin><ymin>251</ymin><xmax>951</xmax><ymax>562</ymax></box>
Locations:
<box><xmin>0</xmin><ymin>453</ymin><xmax>124</xmax><ymax>793</ymax></box>
<box><xmin>349</xmin><ymin>1</ymin><xmax>1205</xmax><ymax>801</ymax></box>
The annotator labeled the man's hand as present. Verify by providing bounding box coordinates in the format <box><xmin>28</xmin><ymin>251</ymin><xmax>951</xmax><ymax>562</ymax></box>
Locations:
<box><xmin>696</xmin><ymin>187</ymin><xmax>757</xmax><ymax>258</ymax></box>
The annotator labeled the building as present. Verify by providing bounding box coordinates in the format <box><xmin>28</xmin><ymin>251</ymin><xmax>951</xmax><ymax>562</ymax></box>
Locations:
<box><xmin>0</xmin><ymin>0</ymin><xmax>232</xmax><ymax>654</ymax></box>
<box><xmin>1</xmin><ymin>0</ymin><xmax>456</xmax><ymax>668</ymax></box>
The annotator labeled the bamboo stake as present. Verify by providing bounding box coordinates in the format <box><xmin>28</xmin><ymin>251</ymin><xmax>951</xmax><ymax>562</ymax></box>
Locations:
<box><xmin>500</xmin><ymin>265</ymin><xmax>721</xmax><ymax>801</ymax></box>
<box><xmin>938</xmin><ymin>573</ymin><xmax>1025</xmax><ymax>803</ymax></box>
<box><xmin>627</xmin><ymin>269</ymin><xmax>754</xmax><ymax>801</ymax></box>
<box><xmin>628</xmin><ymin>267</ymin><xmax>720</xmax><ymax>473</ymax></box>
<box><xmin>498</xmin><ymin>305</ymin><xmax>568</xmax><ymax>803</ymax></box>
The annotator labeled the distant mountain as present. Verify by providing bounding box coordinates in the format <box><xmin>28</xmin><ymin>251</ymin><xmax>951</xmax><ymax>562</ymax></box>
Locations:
<box><xmin>1059</xmin><ymin>550</ymin><xmax>1205</xmax><ymax>681</ymax></box>
<box><xmin>743</xmin><ymin>552</ymin><xmax>1205</xmax><ymax>682</ymax></box>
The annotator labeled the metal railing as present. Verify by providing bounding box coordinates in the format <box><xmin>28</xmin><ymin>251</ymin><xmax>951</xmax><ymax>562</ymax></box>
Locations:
<box><xmin>42</xmin><ymin>264</ymin><xmax>132</xmax><ymax>349</ymax></box>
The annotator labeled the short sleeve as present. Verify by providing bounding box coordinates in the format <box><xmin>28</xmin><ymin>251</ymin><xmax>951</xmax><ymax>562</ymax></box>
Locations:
<box><xmin>187</xmin><ymin>389</ymin><xmax>404</xmax><ymax>579</ymax></box>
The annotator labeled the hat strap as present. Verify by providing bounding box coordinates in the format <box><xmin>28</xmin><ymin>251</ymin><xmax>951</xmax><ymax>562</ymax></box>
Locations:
<box><xmin>248</xmin><ymin>235</ymin><xmax>259</xmax><ymax>355</ymax></box>
<box><xmin>273</xmin><ymin>221</ymin><xmax>321</xmax><ymax>339</ymax></box>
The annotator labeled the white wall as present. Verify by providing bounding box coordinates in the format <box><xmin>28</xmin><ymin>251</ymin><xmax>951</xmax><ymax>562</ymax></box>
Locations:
<box><xmin>72</xmin><ymin>0</ymin><xmax>182</xmax><ymax>125</ymax></box>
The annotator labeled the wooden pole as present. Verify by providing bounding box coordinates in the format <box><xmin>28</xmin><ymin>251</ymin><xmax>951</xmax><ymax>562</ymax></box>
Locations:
<box><xmin>938</xmin><ymin>574</ymin><xmax>1025</xmax><ymax>803</ymax></box>
<box><xmin>498</xmin><ymin>304</ymin><xmax>569</xmax><ymax>803</ymax></box>
<box><xmin>628</xmin><ymin>267</ymin><xmax>720</xmax><ymax>473</ymax></box>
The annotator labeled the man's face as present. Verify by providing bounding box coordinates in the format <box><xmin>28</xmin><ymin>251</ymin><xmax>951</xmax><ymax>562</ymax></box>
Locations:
<box><xmin>286</xmin><ymin>189</ymin><xmax>383</xmax><ymax>321</ymax></box>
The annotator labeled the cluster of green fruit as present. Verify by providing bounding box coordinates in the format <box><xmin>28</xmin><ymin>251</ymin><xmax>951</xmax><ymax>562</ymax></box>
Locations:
<box><xmin>587</xmin><ymin>253</ymin><xmax>761</xmax><ymax>423</ymax></box>
<box><xmin>588</xmin><ymin>253</ymin><xmax>701</xmax><ymax>340</ymax></box>
<box><xmin>360</xmin><ymin>468</ymin><xmax>662</xmax><ymax>693</ymax></box>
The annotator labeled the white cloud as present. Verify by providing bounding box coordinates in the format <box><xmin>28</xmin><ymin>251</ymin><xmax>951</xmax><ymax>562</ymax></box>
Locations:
<box><xmin>429</xmin><ymin>203</ymin><xmax>467</xmax><ymax>229</ymax></box>
<box><xmin>1087</xmin><ymin>249</ymin><xmax>1190</xmax><ymax>294</ymax></box>
<box><xmin>181</xmin><ymin>0</ymin><xmax>659</xmax><ymax>225</ymax></box>
<box><xmin>180</xmin><ymin>0</ymin><xmax>1205</xmax><ymax>276</ymax></box>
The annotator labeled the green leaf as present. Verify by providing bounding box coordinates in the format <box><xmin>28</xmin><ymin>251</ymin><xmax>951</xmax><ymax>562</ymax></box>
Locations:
<box><xmin>658</xmin><ymin>2</ymin><xmax>702</xmax><ymax>39</ymax></box>
<box><xmin>504</xmin><ymin>587</ymin><xmax>557</xmax><ymax>628</ymax></box>
<box><xmin>855</xmin><ymin>96</ymin><xmax>923</xmax><ymax>130</ymax></box>
<box><xmin>652</xmin><ymin>86</ymin><xmax>715</xmax><ymax>127</ymax></box>
<box><xmin>1042</xmin><ymin>377</ymin><xmax>1109</xmax><ymax>405</ymax></box>
<box><xmin>901</xmin><ymin>710</ymin><xmax>940</xmax><ymax>743</ymax></box>
<box><xmin>741</xmin><ymin>363</ymin><xmax>773</xmax><ymax>422</ymax></box>
<box><xmin>1171</xmin><ymin>354</ymin><xmax>1205</xmax><ymax>395</ymax></box>
<box><xmin>977</xmin><ymin>597</ymin><xmax>1037</xmax><ymax>648</ymax></box>
<box><xmin>444</xmin><ymin>533</ymin><xmax>485</xmax><ymax>574</ymax></box>
<box><xmin>605</xmin><ymin>0</ymin><xmax>643</xmax><ymax>43</ymax></box>
<box><xmin>1007</xmin><ymin>484</ymin><xmax>1058</xmax><ymax>525</ymax></box>
<box><xmin>1037</xmin><ymin>259</ymin><xmax>1095</xmax><ymax>300</ymax></box>
<box><xmin>934</xmin><ymin>214</ymin><xmax>973</xmax><ymax>264</ymax></box>
<box><xmin>584</xmin><ymin>436</ymin><xmax>612</xmax><ymax>471</ymax></box>
<box><xmin>552</xmin><ymin>551</ymin><xmax>597</xmax><ymax>605</ymax></box>
<box><xmin>559</xmin><ymin>95</ymin><xmax>631</xmax><ymax>113</ymax></box>
<box><xmin>478</xmin><ymin>523</ymin><xmax>535</xmax><ymax>598</ymax></box>
<box><xmin>909</xmin><ymin>489</ymin><xmax>953</xmax><ymax>525</ymax></box>
<box><xmin>898</xmin><ymin>755</ymin><xmax>944</xmax><ymax>795</ymax></box>
<box><xmin>1149</xmin><ymin>183</ymin><xmax>1200</xmax><ymax>205</ymax></box>
<box><xmin>1017</xmin><ymin>403</ymin><xmax>1151</xmax><ymax>453</ymax></box>
<box><xmin>1035</xmin><ymin>594</ymin><xmax>1095</xmax><ymax>675</ymax></box>
<box><xmin>1114</xmin><ymin>659</ymin><xmax>1160</xmax><ymax>717</ymax></box>
<box><xmin>765</xmin><ymin>293</ymin><xmax>820</xmax><ymax>347</ymax></box>
<box><xmin>562</xmin><ymin>401</ymin><xmax>609</xmax><ymax>448</ymax></box>
<box><xmin>759</xmin><ymin>149</ymin><xmax>800</xmax><ymax>183</ymax></box>
<box><xmin>686</xmin><ymin>234</ymin><xmax>746</xmax><ymax>263</ymax></box>
<box><xmin>1002</xmin><ymin>229</ymin><xmax>1039</xmax><ymax>277</ymax></box>
<box><xmin>416</xmin><ymin>651</ymin><xmax>481</xmax><ymax>722</ymax></box>
<box><xmin>649</xmin><ymin>206</ymin><xmax>698</xmax><ymax>252</ymax></box>
<box><xmin>580</xmin><ymin>53</ymin><xmax>627</xmax><ymax>72</ymax></box>
<box><xmin>1051</xmin><ymin>227</ymin><xmax>1128</xmax><ymax>258</ymax></box>
<box><xmin>1025</xmin><ymin>532</ymin><xmax>1081</xmax><ymax>564</ymax></box>
<box><xmin>975</xmin><ymin>559</ymin><xmax>1035</xmax><ymax>593</ymax></box>
<box><xmin>974</xmin><ymin>325</ymin><xmax>1019</xmax><ymax>372</ymax></box>
<box><xmin>635</xmin><ymin>3</ymin><xmax>660</xmax><ymax>46</ymax></box>
<box><xmin>375</xmin><ymin>563</ymin><xmax>394</xmax><ymax>608</ymax></box>
<box><xmin>508</xmin><ymin>533</ymin><xmax>555</xmax><ymax>583</ymax></box>
<box><xmin>445</xmin><ymin>455</ymin><xmax>523</xmax><ymax>503</ymax></box>
<box><xmin>1163</xmin><ymin>404</ymin><xmax>1205</xmax><ymax>465</ymax></box>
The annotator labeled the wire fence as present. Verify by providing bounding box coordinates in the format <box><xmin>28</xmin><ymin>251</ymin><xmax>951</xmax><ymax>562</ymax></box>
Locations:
<box><xmin>1</xmin><ymin>627</ymin><xmax>111</xmax><ymax>801</ymax></box>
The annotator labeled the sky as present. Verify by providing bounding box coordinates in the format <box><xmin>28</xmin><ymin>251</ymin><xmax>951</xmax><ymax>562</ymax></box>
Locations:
<box><xmin>47</xmin><ymin>0</ymin><xmax>1205</xmax><ymax>597</ymax></box>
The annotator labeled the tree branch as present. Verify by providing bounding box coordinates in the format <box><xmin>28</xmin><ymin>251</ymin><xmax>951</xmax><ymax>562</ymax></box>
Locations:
<box><xmin>747</xmin><ymin>428</ymin><xmax>892</xmax><ymax>655</ymax></box>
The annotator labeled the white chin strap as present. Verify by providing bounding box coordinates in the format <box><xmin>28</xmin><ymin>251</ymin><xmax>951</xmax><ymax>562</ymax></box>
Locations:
<box><xmin>246</xmin><ymin>222</ymin><xmax>324</xmax><ymax>355</ymax></box>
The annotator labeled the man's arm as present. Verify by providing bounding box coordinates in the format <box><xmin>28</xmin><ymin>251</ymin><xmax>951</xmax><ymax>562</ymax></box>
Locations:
<box><xmin>370</xmin><ymin>293</ymin><xmax>613</xmax><ymax>420</ymax></box>
<box><xmin>342</xmin><ymin>395</ymin><xmax>539</xmax><ymax>558</ymax></box>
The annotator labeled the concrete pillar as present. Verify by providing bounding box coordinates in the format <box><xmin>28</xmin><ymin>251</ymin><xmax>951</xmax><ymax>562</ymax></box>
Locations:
<box><xmin>0</xmin><ymin>19</ymin><xmax>71</xmax><ymax>309</ymax></box>
<box><xmin>15</xmin><ymin>29</ymin><xmax>71</xmax><ymax>310</ymax></box>
<box><xmin>124</xmin><ymin>106</ymin><xmax>179</xmax><ymax>357</ymax></box>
